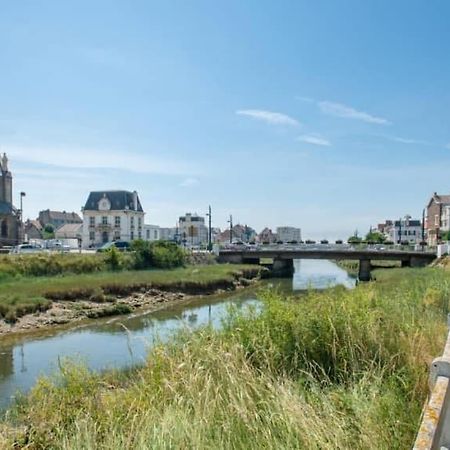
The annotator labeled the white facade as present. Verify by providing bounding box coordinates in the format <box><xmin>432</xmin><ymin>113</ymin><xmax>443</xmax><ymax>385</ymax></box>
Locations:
<box><xmin>144</xmin><ymin>224</ymin><xmax>160</xmax><ymax>241</ymax></box>
<box><xmin>387</xmin><ymin>217</ymin><xmax>422</xmax><ymax>244</ymax></box>
<box><xmin>441</xmin><ymin>206</ymin><xmax>450</xmax><ymax>233</ymax></box>
<box><xmin>82</xmin><ymin>191</ymin><xmax>145</xmax><ymax>248</ymax></box>
<box><xmin>159</xmin><ymin>227</ymin><xmax>178</xmax><ymax>241</ymax></box>
<box><xmin>178</xmin><ymin>213</ymin><xmax>208</xmax><ymax>246</ymax></box>
<box><xmin>276</xmin><ymin>226</ymin><xmax>302</xmax><ymax>243</ymax></box>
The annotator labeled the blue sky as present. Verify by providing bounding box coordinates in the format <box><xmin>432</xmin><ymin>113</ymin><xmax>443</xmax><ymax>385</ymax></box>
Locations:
<box><xmin>1</xmin><ymin>1</ymin><xmax>450</xmax><ymax>239</ymax></box>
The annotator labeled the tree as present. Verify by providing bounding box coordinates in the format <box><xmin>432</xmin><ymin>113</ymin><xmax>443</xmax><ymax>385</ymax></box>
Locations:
<box><xmin>348</xmin><ymin>235</ymin><xmax>362</xmax><ymax>244</ymax></box>
<box><xmin>364</xmin><ymin>231</ymin><xmax>386</xmax><ymax>244</ymax></box>
<box><xmin>43</xmin><ymin>223</ymin><xmax>55</xmax><ymax>239</ymax></box>
<box><xmin>441</xmin><ymin>231</ymin><xmax>450</xmax><ymax>241</ymax></box>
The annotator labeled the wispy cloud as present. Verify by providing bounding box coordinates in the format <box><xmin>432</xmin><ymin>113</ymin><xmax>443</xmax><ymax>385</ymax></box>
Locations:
<box><xmin>8</xmin><ymin>146</ymin><xmax>198</xmax><ymax>176</ymax></box>
<box><xmin>179</xmin><ymin>177</ymin><xmax>199</xmax><ymax>187</ymax></box>
<box><xmin>236</xmin><ymin>109</ymin><xmax>300</xmax><ymax>126</ymax></box>
<box><xmin>318</xmin><ymin>101</ymin><xmax>390</xmax><ymax>125</ymax></box>
<box><xmin>389</xmin><ymin>136</ymin><xmax>429</xmax><ymax>145</ymax></box>
<box><xmin>297</xmin><ymin>134</ymin><xmax>331</xmax><ymax>146</ymax></box>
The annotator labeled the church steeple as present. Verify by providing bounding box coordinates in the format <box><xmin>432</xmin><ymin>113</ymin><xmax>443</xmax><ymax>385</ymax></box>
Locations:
<box><xmin>0</xmin><ymin>153</ymin><xmax>13</xmax><ymax>204</ymax></box>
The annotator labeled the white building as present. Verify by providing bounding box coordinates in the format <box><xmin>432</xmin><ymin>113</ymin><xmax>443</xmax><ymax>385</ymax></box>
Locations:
<box><xmin>387</xmin><ymin>216</ymin><xmax>422</xmax><ymax>244</ymax></box>
<box><xmin>82</xmin><ymin>190</ymin><xmax>145</xmax><ymax>248</ymax></box>
<box><xmin>143</xmin><ymin>224</ymin><xmax>160</xmax><ymax>241</ymax></box>
<box><xmin>441</xmin><ymin>205</ymin><xmax>450</xmax><ymax>235</ymax></box>
<box><xmin>178</xmin><ymin>213</ymin><xmax>208</xmax><ymax>246</ymax></box>
<box><xmin>159</xmin><ymin>227</ymin><xmax>178</xmax><ymax>241</ymax></box>
<box><xmin>276</xmin><ymin>226</ymin><xmax>301</xmax><ymax>243</ymax></box>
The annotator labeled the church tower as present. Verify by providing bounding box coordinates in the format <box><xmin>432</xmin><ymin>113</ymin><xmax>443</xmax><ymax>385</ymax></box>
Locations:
<box><xmin>0</xmin><ymin>153</ymin><xmax>19</xmax><ymax>246</ymax></box>
<box><xmin>0</xmin><ymin>153</ymin><xmax>12</xmax><ymax>204</ymax></box>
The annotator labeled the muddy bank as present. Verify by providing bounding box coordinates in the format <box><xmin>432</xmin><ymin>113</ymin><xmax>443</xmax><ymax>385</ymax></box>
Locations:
<box><xmin>0</xmin><ymin>276</ymin><xmax>260</xmax><ymax>336</ymax></box>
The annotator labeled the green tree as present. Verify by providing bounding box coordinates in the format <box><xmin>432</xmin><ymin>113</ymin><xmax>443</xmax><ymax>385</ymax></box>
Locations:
<box><xmin>365</xmin><ymin>231</ymin><xmax>386</xmax><ymax>244</ymax></box>
<box><xmin>348</xmin><ymin>236</ymin><xmax>362</xmax><ymax>244</ymax></box>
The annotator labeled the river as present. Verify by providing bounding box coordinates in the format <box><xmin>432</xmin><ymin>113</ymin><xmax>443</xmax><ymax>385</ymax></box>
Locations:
<box><xmin>0</xmin><ymin>260</ymin><xmax>355</xmax><ymax>410</ymax></box>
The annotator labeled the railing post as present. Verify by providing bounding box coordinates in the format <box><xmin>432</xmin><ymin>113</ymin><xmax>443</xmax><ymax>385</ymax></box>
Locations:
<box><xmin>414</xmin><ymin>314</ymin><xmax>450</xmax><ymax>450</ymax></box>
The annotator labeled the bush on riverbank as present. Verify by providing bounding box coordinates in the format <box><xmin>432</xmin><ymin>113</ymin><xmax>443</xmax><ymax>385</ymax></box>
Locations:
<box><xmin>0</xmin><ymin>242</ymin><xmax>186</xmax><ymax>281</ymax></box>
<box><xmin>2</xmin><ymin>267</ymin><xmax>447</xmax><ymax>449</ymax></box>
<box><xmin>0</xmin><ymin>295</ymin><xmax>51</xmax><ymax>323</ymax></box>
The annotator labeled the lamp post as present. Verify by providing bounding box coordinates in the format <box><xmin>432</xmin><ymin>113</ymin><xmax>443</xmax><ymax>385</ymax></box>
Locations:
<box><xmin>206</xmin><ymin>205</ymin><xmax>212</xmax><ymax>251</ymax></box>
<box><xmin>421</xmin><ymin>209</ymin><xmax>425</xmax><ymax>249</ymax></box>
<box><xmin>227</xmin><ymin>214</ymin><xmax>233</xmax><ymax>244</ymax></box>
<box><xmin>20</xmin><ymin>192</ymin><xmax>26</xmax><ymax>244</ymax></box>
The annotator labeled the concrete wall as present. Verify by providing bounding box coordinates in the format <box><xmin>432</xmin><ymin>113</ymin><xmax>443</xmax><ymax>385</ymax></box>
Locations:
<box><xmin>414</xmin><ymin>315</ymin><xmax>450</xmax><ymax>449</ymax></box>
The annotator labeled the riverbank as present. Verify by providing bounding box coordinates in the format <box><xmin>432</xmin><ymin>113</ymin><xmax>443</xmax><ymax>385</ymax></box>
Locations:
<box><xmin>336</xmin><ymin>259</ymin><xmax>401</xmax><ymax>276</ymax></box>
<box><xmin>0</xmin><ymin>264</ymin><xmax>263</xmax><ymax>336</ymax></box>
<box><xmin>1</xmin><ymin>266</ymin><xmax>447</xmax><ymax>449</ymax></box>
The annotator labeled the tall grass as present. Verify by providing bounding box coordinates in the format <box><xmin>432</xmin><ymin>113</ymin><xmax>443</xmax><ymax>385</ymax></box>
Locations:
<box><xmin>1</xmin><ymin>267</ymin><xmax>448</xmax><ymax>449</ymax></box>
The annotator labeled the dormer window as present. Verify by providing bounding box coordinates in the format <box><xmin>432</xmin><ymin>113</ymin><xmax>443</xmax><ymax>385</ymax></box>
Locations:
<box><xmin>98</xmin><ymin>197</ymin><xmax>111</xmax><ymax>211</ymax></box>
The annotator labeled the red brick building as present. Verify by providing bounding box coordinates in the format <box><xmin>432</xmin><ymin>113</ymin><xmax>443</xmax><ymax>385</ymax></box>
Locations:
<box><xmin>426</xmin><ymin>192</ymin><xmax>450</xmax><ymax>245</ymax></box>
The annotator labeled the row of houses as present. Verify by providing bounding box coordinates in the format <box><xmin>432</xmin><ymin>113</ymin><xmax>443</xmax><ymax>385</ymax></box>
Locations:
<box><xmin>21</xmin><ymin>184</ymin><xmax>302</xmax><ymax>248</ymax></box>
<box><xmin>375</xmin><ymin>192</ymin><xmax>450</xmax><ymax>246</ymax></box>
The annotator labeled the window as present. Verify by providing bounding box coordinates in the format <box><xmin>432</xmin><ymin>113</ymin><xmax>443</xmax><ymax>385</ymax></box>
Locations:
<box><xmin>138</xmin><ymin>231</ymin><xmax>142</xmax><ymax>239</ymax></box>
<box><xmin>435</xmin><ymin>215</ymin><xmax>440</xmax><ymax>226</ymax></box>
<box><xmin>89</xmin><ymin>217</ymin><xmax>95</xmax><ymax>227</ymax></box>
<box><xmin>146</xmin><ymin>230</ymin><xmax>150</xmax><ymax>239</ymax></box>
<box><xmin>138</xmin><ymin>217</ymin><xmax>142</xmax><ymax>228</ymax></box>
<box><xmin>130</xmin><ymin>231</ymin><xmax>134</xmax><ymax>240</ymax></box>
<box><xmin>154</xmin><ymin>230</ymin><xmax>158</xmax><ymax>239</ymax></box>
<box><xmin>89</xmin><ymin>231</ymin><xmax>95</xmax><ymax>241</ymax></box>
<box><xmin>115</xmin><ymin>216</ymin><xmax>121</xmax><ymax>227</ymax></box>
<box><xmin>102</xmin><ymin>216</ymin><xmax>108</xmax><ymax>225</ymax></box>
<box><xmin>130</xmin><ymin>217</ymin><xmax>134</xmax><ymax>229</ymax></box>
<box><xmin>114</xmin><ymin>230</ymin><xmax>120</xmax><ymax>240</ymax></box>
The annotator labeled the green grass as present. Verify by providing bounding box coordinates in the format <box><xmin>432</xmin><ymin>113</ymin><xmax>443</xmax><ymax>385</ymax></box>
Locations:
<box><xmin>1</xmin><ymin>267</ymin><xmax>448</xmax><ymax>449</ymax></box>
<box><xmin>0</xmin><ymin>265</ymin><xmax>262</xmax><ymax>322</ymax></box>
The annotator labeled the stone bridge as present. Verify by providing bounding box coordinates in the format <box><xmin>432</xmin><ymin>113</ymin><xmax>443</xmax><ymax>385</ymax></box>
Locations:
<box><xmin>218</xmin><ymin>248</ymin><xmax>436</xmax><ymax>281</ymax></box>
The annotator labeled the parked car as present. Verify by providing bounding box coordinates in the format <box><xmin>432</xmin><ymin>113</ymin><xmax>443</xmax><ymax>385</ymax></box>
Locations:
<box><xmin>12</xmin><ymin>243</ymin><xmax>47</xmax><ymax>254</ymax></box>
<box><xmin>97</xmin><ymin>241</ymin><xmax>131</xmax><ymax>252</ymax></box>
<box><xmin>46</xmin><ymin>239</ymin><xmax>71</xmax><ymax>252</ymax></box>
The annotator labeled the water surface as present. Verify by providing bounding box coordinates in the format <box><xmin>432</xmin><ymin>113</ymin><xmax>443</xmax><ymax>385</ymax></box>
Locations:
<box><xmin>0</xmin><ymin>260</ymin><xmax>355</xmax><ymax>409</ymax></box>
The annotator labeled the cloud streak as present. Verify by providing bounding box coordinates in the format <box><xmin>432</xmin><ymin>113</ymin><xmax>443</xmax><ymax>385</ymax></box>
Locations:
<box><xmin>179</xmin><ymin>177</ymin><xmax>199</xmax><ymax>187</ymax></box>
<box><xmin>318</xmin><ymin>101</ymin><xmax>390</xmax><ymax>125</ymax></box>
<box><xmin>297</xmin><ymin>134</ymin><xmax>331</xmax><ymax>146</ymax></box>
<box><xmin>8</xmin><ymin>146</ymin><xmax>198</xmax><ymax>176</ymax></box>
<box><xmin>236</xmin><ymin>109</ymin><xmax>299</xmax><ymax>126</ymax></box>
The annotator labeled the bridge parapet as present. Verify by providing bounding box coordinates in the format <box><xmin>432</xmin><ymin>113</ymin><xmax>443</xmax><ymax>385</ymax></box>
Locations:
<box><xmin>414</xmin><ymin>314</ymin><xmax>450</xmax><ymax>450</ymax></box>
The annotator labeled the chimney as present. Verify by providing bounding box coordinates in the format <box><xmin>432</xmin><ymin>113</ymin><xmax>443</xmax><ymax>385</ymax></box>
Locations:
<box><xmin>133</xmin><ymin>191</ymin><xmax>138</xmax><ymax>211</ymax></box>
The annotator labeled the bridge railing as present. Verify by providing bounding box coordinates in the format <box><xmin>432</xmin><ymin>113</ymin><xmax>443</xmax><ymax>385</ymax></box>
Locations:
<box><xmin>413</xmin><ymin>314</ymin><xmax>450</xmax><ymax>450</ymax></box>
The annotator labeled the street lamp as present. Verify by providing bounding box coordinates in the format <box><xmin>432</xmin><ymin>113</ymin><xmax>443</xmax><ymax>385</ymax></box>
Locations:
<box><xmin>206</xmin><ymin>205</ymin><xmax>212</xmax><ymax>251</ymax></box>
<box><xmin>20</xmin><ymin>192</ymin><xmax>26</xmax><ymax>243</ymax></box>
<box><xmin>227</xmin><ymin>214</ymin><xmax>233</xmax><ymax>244</ymax></box>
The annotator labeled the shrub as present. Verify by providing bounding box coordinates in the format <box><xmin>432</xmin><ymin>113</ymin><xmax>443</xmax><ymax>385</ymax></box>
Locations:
<box><xmin>103</xmin><ymin>247</ymin><xmax>123</xmax><ymax>271</ymax></box>
<box><xmin>131</xmin><ymin>240</ymin><xmax>185</xmax><ymax>269</ymax></box>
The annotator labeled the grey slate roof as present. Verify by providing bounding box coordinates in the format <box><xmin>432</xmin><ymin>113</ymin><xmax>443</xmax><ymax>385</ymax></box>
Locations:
<box><xmin>84</xmin><ymin>191</ymin><xmax>144</xmax><ymax>212</ymax></box>
<box><xmin>43</xmin><ymin>210</ymin><xmax>82</xmax><ymax>222</ymax></box>
<box><xmin>394</xmin><ymin>220</ymin><xmax>421</xmax><ymax>227</ymax></box>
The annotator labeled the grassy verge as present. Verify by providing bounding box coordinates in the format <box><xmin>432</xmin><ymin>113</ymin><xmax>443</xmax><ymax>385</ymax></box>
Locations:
<box><xmin>0</xmin><ymin>265</ymin><xmax>262</xmax><ymax>323</ymax></box>
<box><xmin>1</xmin><ymin>267</ymin><xmax>448</xmax><ymax>449</ymax></box>
<box><xmin>337</xmin><ymin>259</ymin><xmax>401</xmax><ymax>276</ymax></box>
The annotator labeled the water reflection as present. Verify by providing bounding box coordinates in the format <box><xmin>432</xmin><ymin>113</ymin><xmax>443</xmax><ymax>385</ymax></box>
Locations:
<box><xmin>293</xmin><ymin>259</ymin><xmax>356</xmax><ymax>290</ymax></box>
<box><xmin>0</xmin><ymin>259</ymin><xmax>354</xmax><ymax>410</ymax></box>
